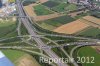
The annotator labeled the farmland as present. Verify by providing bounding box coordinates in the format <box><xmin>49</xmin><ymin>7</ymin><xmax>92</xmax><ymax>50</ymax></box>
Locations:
<box><xmin>52</xmin><ymin>3</ymin><xmax>77</xmax><ymax>12</ymax></box>
<box><xmin>78</xmin><ymin>27</ymin><xmax>100</xmax><ymax>38</ymax></box>
<box><xmin>16</xmin><ymin>54</ymin><xmax>40</xmax><ymax>66</ymax></box>
<box><xmin>77</xmin><ymin>46</ymin><xmax>100</xmax><ymax>66</ymax></box>
<box><xmin>34</xmin><ymin>5</ymin><xmax>53</xmax><ymax>15</ymax></box>
<box><xmin>52</xmin><ymin>3</ymin><xmax>68</xmax><ymax>12</ymax></box>
<box><xmin>39</xmin><ymin>0</ymin><xmax>48</xmax><ymax>3</ymax></box>
<box><xmin>65</xmin><ymin>4</ymin><xmax>77</xmax><ymax>11</ymax></box>
<box><xmin>1</xmin><ymin>50</ymin><xmax>26</xmax><ymax>62</ymax></box>
<box><xmin>2</xmin><ymin>50</ymin><xmax>40</xmax><ymax>66</ymax></box>
<box><xmin>0</xmin><ymin>19</ymin><xmax>17</xmax><ymax>38</ymax></box>
<box><xmin>42</xmin><ymin>1</ymin><xmax>60</xmax><ymax>8</ymax></box>
<box><xmin>42</xmin><ymin>0</ymin><xmax>78</xmax><ymax>12</ymax></box>
<box><xmin>54</xmin><ymin>19</ymin><xmax>90</xmax><ymax>34</ymax></box>
<box><xmin>82</xmin><ymin>16</ymin><xmax>100</xmax><ymax>25</ymax></box>
<box><xmin>37</xmin><ymin>15</ymin><xmax>75</xmax><ymax>30</ymax></box>
<box><xmin>8</xmin><ymin>0</ymin><xmax>15</xmax><ymax>3</ymax></box>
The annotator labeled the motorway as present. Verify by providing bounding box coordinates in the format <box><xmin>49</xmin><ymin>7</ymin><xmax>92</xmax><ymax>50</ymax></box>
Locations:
<box><xmin>0</xmin><ymin>0</ymin><xmax>99</xmax><ymax>66</ymax></box>
<box><xmin>0</xmin><ymin>0</ymin><xmax>98</xmax><ymax>66</ymax></box>
<box><xmin>16</xmin><ymin>0</ymin><xmax>69</xmax><ymax>66</ymax></box>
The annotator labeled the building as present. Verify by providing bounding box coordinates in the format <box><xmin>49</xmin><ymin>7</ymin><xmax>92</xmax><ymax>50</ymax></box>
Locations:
<box><xmin>2</xmin><ymin>0</ymin><xmax>8</xmax><ymax>5</ymax></box>
<box><xmin>0</xmin><ymin>0</ymin><xmax>8</xmax><ymax>8</ymax></box>
<box><xmin>68</xmin><ymin>0</ymin><xmax>89</xmax><ymax>4</ymax></box>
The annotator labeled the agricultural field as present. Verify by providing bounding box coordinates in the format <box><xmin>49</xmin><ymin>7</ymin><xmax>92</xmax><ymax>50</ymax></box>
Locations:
<box><xmin>16</xmin><ymin>54</ymin><xmax>40</xmax><ymax>66</ymax></box>
<box><xmin>0</xmin><ymin>19</ymin><xmax>17</xmax><ymax>38</ymax></box>
<box><xmin>82</xmin><ymin>16</ymin><xmax>100</xmax><ymax>25</ymax></box>
<box><xmin>65</xmin><ymin>4</ymin><xmax>77</xmax><ymax>11</ymax></box>
<box><xmin>52</xmin><ymin>3</ymin><xmax>68</xmax><ymax>12</ymax></box>
<box><xmin>1</xmin><ymin>50</ymin><xmax>40</xmax><ymax>66</ymax></box>
<box><xmin>50</xmin><ymin>0</ymin><xmax>68</xmax><ymax>2</ymax></box>
<box><xmin>74</xmin><ymin>12</ymin><xmax>89</xmax><ymax>19</ymax></box>
<box><xmin>37</xmin><ymin>15</ymin><xmax>75</xmax><ymax>30</ymax></box>
<box><xmin>8</xmin><ymin>0</ymin><xmax>15</xmax><ymax>3</ymax></box>
<box><xmin>77</xmin><ymin>46</ymin><xmax>100</xmax><ymax>66</ymax></box>
<box><xmin>77</xmin><ymin>27</ymin><xmax>100</xmax><ymax>38</ymax></box>
<box><xmin>52</xmin><ymin>3</ymin><xmax>78</xmax><ymax>12</ymax></box>
<box><xmin>90</xmin><ymin>11</ymin><xmax>100</xmax><ymax>18</ymax></box>
<box><xmin>1</xmin><ymin>50</ymin><xmax>26</xmax><ymax>62</ymax></box>
<box><xmin>42</xmin><ymin>1</ymin><xmax>60</xmax><ymax>8</ymax></box>
<box><xmin>34</xmin><ymin>5</ymin><xmax>53</xmax><ymax>15</ymax></box>
<box><xmin>54</xmin><ymin>19</ymin><xmax>90</xmax><ymax>34</ymax></box>
<box><xmin>39</xmin><ymin>0</ymin><xmax>48</xmax><ymax>3</ymax></box>
<box><xmin>42</xmin><ymin>0</ymin><xmax>78</xmax><ymax>12</ymax></box>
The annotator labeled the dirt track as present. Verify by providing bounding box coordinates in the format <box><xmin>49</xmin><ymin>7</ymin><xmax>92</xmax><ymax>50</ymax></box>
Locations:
<box><xmin>54</xmin><ymin>19</ymin><xmax>90</xmax><ymax>34</ymax></box>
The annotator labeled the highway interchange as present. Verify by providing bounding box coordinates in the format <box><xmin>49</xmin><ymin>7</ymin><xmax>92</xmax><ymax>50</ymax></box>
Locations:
<box><xmin>0</xmin><ymin>0</ymin><xmax>100</xmax><ymax>66</ymax></box>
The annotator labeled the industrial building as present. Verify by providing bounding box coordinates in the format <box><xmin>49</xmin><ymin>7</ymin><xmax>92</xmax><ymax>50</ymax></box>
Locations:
<box><xmin>68</xmin><ymin>0</ymin><xmax>89</xmax><ymax>4</ymax></box>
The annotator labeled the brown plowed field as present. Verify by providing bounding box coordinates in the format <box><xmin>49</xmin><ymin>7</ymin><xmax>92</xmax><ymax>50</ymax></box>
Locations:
<box><xmin>24</xmin><ymin>4</ymin><xmax>37</xmax><ymax>17</ymax></box>
<box><xmin>36</xmin><ymin>13</ymin><xmax>65</xmax><ymax>21</ymax></box>
<box><xmin>17</xmin><ymin>54</ymin><xmax>40</xmax><ymax>66</ymax></box>
<box><xmin>83</xmin><ymin>16</ymin><xmax>100</xmax><ymax>24</ymax></box>
<box><xmin>39</xmin><ymin>0</ymin><xmax>48</xmax><ymax>3</ymax></box>
<box><xmin>54</xmin><ymin>19</ymin><xmax>90</xmax><ymax>34</ymax></box>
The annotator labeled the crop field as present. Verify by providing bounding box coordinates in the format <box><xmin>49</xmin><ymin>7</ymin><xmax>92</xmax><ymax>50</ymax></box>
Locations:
<box><xmin>24</xmin><ymin>5</ymin><xmax>37</xmax><ymax>17</ymax></box>
<box><xmin>1</xmin><ymin>50</ymin><xmax>26</xmax><ymax>62</ymax></box>
<box><xmin>90</xmin><ymin>11</ymin><xmax>100</xmax><ymax>18</ymax></box>
<box><xmin>34</xmin><ymin>5</ymin><xmax>53</xmax><ymax>15</ymax></box>
<box><xmin>37</xmin><ymin>22</ymin><xmax>56</xmax><ymax>30</ymax></box>
<box><xmin>52</xmin><ymin>3</ymin><xmax>77</xmax><ymax>12</ymax></box>
<box><xmin>54</xmin><ymin>19</ymin><xmax>90</xmax><ymax>34</ymax></box>
<box><xmin>78</xmin><ymin>27</ymin><xmax>100</xmax><ymax>38</ymax></box>
<box><xmin>42</xmin><ymin>1</ymin><xmax>60</xmax><ymax>8</ymax></box>
<box><xmin>0</xmin><ymin>20</ymin><xmax>17</xmax><ymax>38</ymax></box>
<box><xmin>74</xmin><ymin>12</ymin><xmax>89</xmax><ymax>19</ymax></box>
<box><xmin>2</xmin><ymin>50</ymin><xmax>40</xmax><ymax>66</ymax></box>
<box><xmin>8</xmin><ymin>0</ymin><xmax>15</xmax><ymax>3</ymax></box>
<box><xmin>77</xmin><ymin>46</ymin><xmax>100</xmax><ymax>66</ymax></box>
<box><xmin>66</xmin><ymin>4</ymin><xmax>77</xmax><ymax>11</ymax></box>
<box><xmin>16</xmin><ymin>54</ymin><xmax>40</xmax><ymax>66</ymax></box>
<box><xmin>35</xmin><ymin>13</ymin><xmax>64</xmax><ymax>21</ymax></box>
<box><xmin>39</xmin><ymin>0</ymin><xmax>48</xmax><ymax>3</ymax></box>
<box><xmin>82</xmin><ymin>16</ymin><xmax>100</xmax><ymax>25</ymax></box>
<box><xmin>37</xmin><ymin>15</ymin><xmax>75</xmax><ymax>30</ymax></box>
<box><xmin>52</xmin><ymin>3</ymin><xmax>68</xmax><ymax>12</ymax></box>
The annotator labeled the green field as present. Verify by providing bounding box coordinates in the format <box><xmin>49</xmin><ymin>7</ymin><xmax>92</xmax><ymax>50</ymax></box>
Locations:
<box><xmin>34</xmin><ymin>5</ymin><xmax>53</xmax><ymax>15</ymax></box>
<box><xmin>9</xmin><ymin>0</ymin><xmax>15</xmax><ymax>3</ymax></box>
<box><xmin>74</xmin><ymin>12</ymin><xmax>89</xmax><ymax>19</ymax></box>
<box><xmin>78</xmin><ymin>27</ymin><xmax>100</xmax><ymax>38</ymax></box>
<box><xmin>78</xmin><ymin>46</ymin><xmax>100</xmax><ymax>66</ymax></box>
<box><xmin>37</xmin><ymin>22</ymin><xmax>56</xmax><ymax>30</ymax></box>
<box><xmin>1</xmin><ymin>50</ymin><xmax>26</xmax><ymax>62</ymax></box>
<box><xmin>37</xmin><ymin>15</ymin><xmax>75</xmax><ymax>30</ymax></box>
<box><xmin>65</xmin><ymin>4</ymin><xmax>77</xmax><ymax>11</ymax></box>
<box><xmin>52</xmin><ymin>3</ymin><xmax>77</xmax><ymax>12</ymax></box>
<box><xmin>90</xmin><ymin>10</ymin><xmax>100</xmax><ymax>18</ymax></box>
<box><xmin>52</xmin><ymin>3</ymin><xmax>68</xmax><ymax>12</ymax></box>
<box><xmin>42</xmin><ymin>1</ymin><xmax>60</xmax><ymax>8</ymax></box>
<box><xmin>0</xmin><ymin>20</ymin><xmax>17</xmax><ymax>38</ymax></box>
